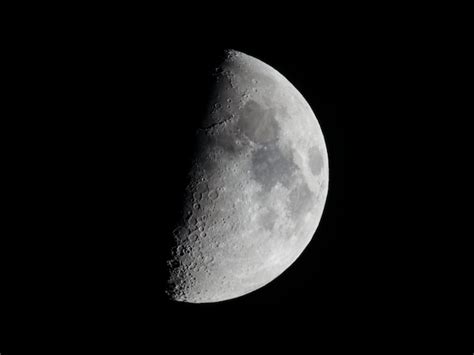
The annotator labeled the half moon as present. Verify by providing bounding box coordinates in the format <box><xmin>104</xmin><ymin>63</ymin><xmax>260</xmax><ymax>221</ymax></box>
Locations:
<box><xmin>165</xmin><ymin>50</ymin><xmax>329</xmax><ymax>303</ymax></box>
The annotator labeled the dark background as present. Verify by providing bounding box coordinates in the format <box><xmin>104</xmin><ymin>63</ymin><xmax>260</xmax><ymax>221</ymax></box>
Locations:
<box><xmin>2</xmin><ymin>8</ymin><xmax>468</xmax><ymax>354</ymax></box>
<box><xmin>1</xmin><ymin>26</ymin><xmax>348</xmax><ymax>352</ymax></box>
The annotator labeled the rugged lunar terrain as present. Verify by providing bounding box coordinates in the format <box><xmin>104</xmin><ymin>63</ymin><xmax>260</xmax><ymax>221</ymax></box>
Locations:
<box><xmin>165</xmin><ymin>50</ymin><xmax>328</xmax><ymax>303</ymax></box>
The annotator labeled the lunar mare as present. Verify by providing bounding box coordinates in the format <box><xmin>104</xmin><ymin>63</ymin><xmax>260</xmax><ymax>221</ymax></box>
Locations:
<box><xmin>166</xmin><ymin>50</ymin><xmax>329</xmax><ymax>303</ymax></box>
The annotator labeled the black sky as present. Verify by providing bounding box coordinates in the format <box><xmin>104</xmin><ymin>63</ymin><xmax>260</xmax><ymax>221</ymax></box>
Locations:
<box><xmin>1</xmin><ymin>27</ymin><xmax>347</xmax><ymax>352</ymax></box>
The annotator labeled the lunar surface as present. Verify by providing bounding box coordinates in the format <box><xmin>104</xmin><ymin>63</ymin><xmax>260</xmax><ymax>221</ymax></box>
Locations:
<box><xmin>165</xmin><ymin>50</ymin><xmax>329</xmax><ymax>303</ymax></box>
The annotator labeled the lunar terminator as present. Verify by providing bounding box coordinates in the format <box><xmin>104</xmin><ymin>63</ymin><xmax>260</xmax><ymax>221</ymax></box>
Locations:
<box><xmin>166</xmin><ymin>50</ymin><xmax>329</xmax><ymax>303</ymax></box>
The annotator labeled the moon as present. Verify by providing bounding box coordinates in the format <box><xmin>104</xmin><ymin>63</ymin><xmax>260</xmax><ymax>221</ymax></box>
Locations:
<box><xmin>165</xmin><ymin>50</ymin><xmax>329</xmax><ymax>303</ymax></box>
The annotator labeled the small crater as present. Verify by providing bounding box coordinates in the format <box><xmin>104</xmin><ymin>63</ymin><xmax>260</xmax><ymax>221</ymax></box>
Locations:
<box><xmin>194</xmin><ymin>181</ymin><xmax>209</xmax><ymax>195</ymax></box>
<box><xmin>187</xmin><ymin>232</ymin><xmax>199</xmax><ymax>243</ymax></box>
<box><xmin>172</xmin><ymin>226</ymin><xmax>187</xmax><ymax>239</ymax></box>
<box><xmin>208</xmin><ymin>189</ymin><xmax>219</xmax><ymax>200</ymax></box>
<box><xmin>187</xmin><ymin>216</ymin><xmax>198</xmax><ymax>226</ymax></box>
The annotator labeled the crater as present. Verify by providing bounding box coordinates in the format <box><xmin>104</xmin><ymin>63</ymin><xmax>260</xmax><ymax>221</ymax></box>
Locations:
<box><xmin>308</xmin><ymin>146</ymin><xmax>324</xmax><ymax>176</ymax></box>
<box><xmin>237</xmin><ymin>100</ymin><xmax>280</xmax><ymax>144</ymax></box>
<box><xmin>244</xmin><ymin>69</ymin><xmax>276</xmax><ymax>92</ymax></box>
